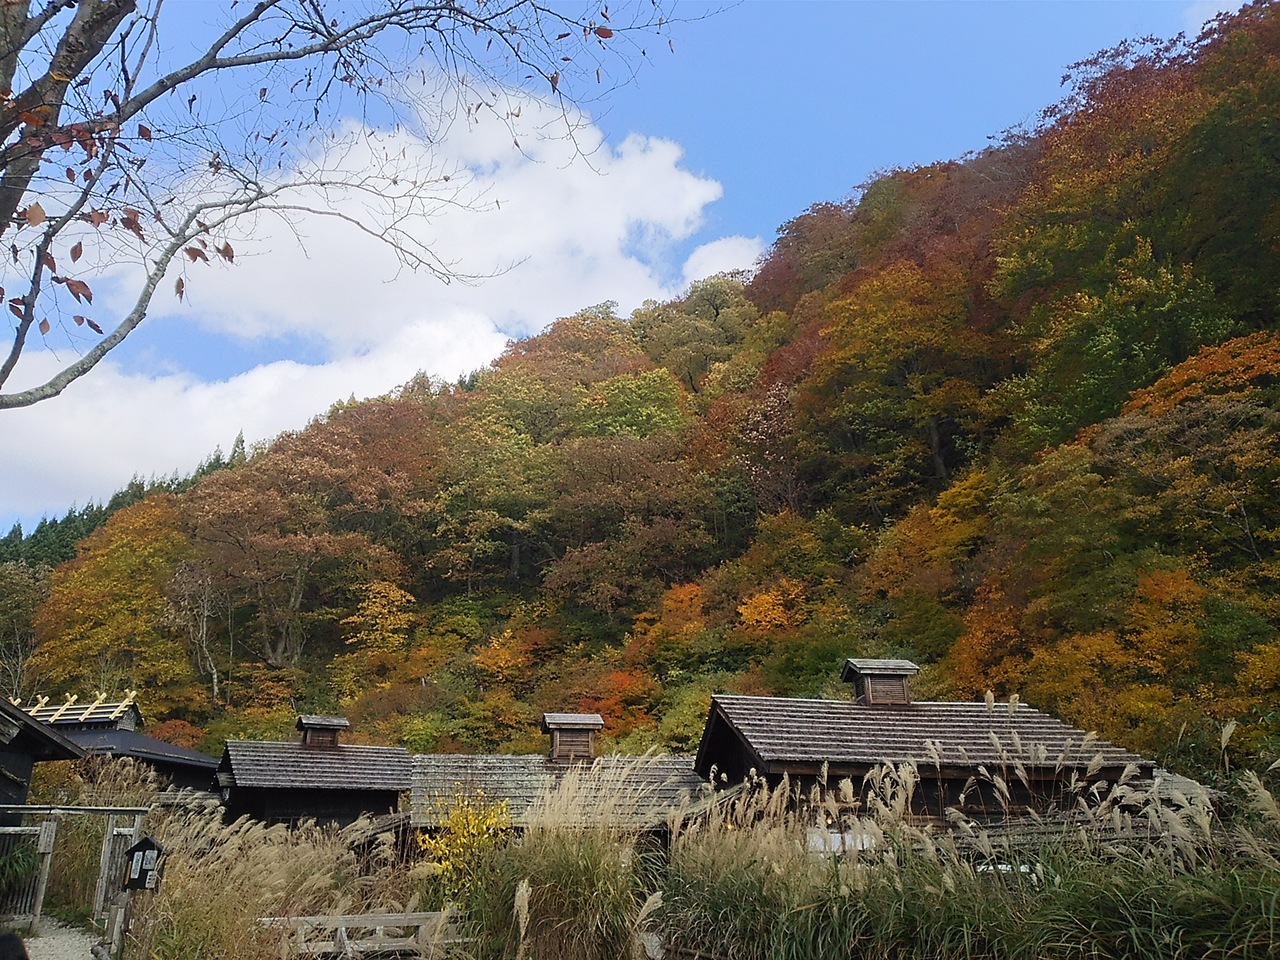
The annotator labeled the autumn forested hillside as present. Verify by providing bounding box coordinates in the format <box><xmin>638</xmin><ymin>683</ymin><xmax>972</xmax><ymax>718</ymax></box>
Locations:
<box><xmin>4</xmin><ymin>5</ymin><xmax>1280</xmax><ymax>777</ymax></box>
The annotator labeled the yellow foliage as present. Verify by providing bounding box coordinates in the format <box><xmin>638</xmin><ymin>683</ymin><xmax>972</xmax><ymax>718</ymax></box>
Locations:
<box><xmin>416</xmin><ymin>792</ymin><xmax>512</xmax><ymax>903</ymax></box>
<box><xmin>738</xmin><ymin>577</ymin><xmax>806</xmax><ymax>631</ymax></box>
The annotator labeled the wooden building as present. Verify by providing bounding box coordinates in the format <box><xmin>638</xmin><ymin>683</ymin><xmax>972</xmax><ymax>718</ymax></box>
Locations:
<box><xmin>694</xmin><ymin>659</ymin><xmax>1155</xmax><ymax>821</ymax></box>
<box><xmin>22</xmin><ymin>694</ymin><xmax>219</xmax><ymax>791</ymax></box>
<box><xmin>218</xmin><ymin>716</ymin><xmax>411</xmax><ymax>827</ymax></box>
<box><xmin>0</xmin><ymin>698</ymin><xmax>82</xmax><ymax>814</ymax></box>
<box><xmin>412</xmin><ymin>713</ymin><xmax>709</xmax><ymax>831</ymax></box>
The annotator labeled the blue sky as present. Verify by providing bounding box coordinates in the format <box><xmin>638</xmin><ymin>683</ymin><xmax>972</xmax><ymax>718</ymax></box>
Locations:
<box><xmin>1</xmin><ymin>0</ymin><xmax>1233</xmax><ymax>531</ymax></box>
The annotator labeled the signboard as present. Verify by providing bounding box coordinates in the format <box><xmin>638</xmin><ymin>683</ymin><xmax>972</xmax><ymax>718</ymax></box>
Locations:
<box><xmin>122</xmin><ymin>836</ymin><xmax>165</xmax><ymax>892</ymax></box>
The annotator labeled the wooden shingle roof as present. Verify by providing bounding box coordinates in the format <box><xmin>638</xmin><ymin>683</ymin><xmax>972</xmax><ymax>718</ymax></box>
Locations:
<box><xmin>412</xmin><ymin>754</ymin><xmax>708</xmax><ymax>829</ymax></box>
<box><xmin>541</xmin><ymin>713</ymin><xmax>605</xmax><ymax>731</ymax></box>
<box><xmin>695</xmin><ymin>694</ymin><xmax>1151</xmax><ymax>780</ymax></box>
<box><xmin>221</xmin><ymin>740</ymin><xmax>410</xmax><ymax>792</ymax></box>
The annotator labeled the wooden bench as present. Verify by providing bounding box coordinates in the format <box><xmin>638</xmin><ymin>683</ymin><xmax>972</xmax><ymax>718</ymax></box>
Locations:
<box><xmin>260</xmin><ymin>910</ymin><xmax>466</xmax><ymax>958</ymax></box>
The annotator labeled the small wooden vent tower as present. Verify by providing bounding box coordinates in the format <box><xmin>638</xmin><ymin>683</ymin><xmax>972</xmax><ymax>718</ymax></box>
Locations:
<box><xmin>840</xmin><ymin>659</ymin><xmax>920</xmax><ymax>706</ymax></box>
<box><xmin>297</xmin><ymin>715</ymin><xmax>349</xmax><ymax>747</ymax></box>
<box><xmin>541</xmin><ymin>713</ymin><xmax>604</xmax><ymax>765</ymax></box>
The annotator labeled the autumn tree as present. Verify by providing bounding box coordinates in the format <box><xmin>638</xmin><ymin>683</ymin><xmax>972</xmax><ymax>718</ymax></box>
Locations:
<box><xmin>630</xmin><ymin>274</ymin><xmax>756</xmax><ymax>393</ymax></box>
<box><xmin>30</xmin><ymin>494</ymin><xmax>202</xmax><ymax>715</ymax></box>
<box><xmin>184</xmin><ymin>424</ymin><xmax>403</xmax><ymax>668</ymax></box>
<box><xmin>330</xmin><ymin>579</ymin><xmax>416</xmax><ymax>702</ymax></box>
<box><xmin>798</xmin><ymin>260</ymin><xmax>991</xmax><ymax>521</ymax></box>
<box><xmin>0</xmin><ymin>1</ymin><xmax>672</xmax><ymax>408</ymax></box>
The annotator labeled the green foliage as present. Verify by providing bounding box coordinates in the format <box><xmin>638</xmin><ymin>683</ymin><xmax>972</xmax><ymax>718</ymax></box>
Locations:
<box><xmin>1005</xmin><ymin>241</ymin><xmax>1233</xmax><ymax>448</ymax></box>
<box><xmin>0</xmin><ymin>841</ymin><xmax>36</xmax><ymax>899</ymax></box>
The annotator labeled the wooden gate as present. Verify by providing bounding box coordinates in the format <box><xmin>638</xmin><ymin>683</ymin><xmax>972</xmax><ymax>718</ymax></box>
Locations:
<box><xmin>0</xmin><ymin>805</ymin><xmax>147</xmax><ymax>927</ymax></box>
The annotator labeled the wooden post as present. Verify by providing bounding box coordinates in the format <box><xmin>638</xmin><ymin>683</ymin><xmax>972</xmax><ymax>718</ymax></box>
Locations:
<box><xmin>31</xmin><ymin>817</ymin><xmax>57</xmax><ymax>922</ymax></box>
<box><xmin>92</xmin><ymin>814</ymin><xmax>116</xmax><ymax>926</ymax></box>
<box><xmin>105</xmin><ymin>890</ymin><xmax>131</xmax><ymax>958</ymax></box>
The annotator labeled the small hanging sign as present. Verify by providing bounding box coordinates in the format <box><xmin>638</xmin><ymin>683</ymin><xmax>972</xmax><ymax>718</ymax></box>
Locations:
<box><xmin>122</xmin><ymin>836</ymin><xmax>165</xmax><ymax>892</ymax></box>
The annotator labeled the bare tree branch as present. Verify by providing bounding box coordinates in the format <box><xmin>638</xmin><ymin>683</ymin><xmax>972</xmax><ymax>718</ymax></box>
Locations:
<box><xmin>0</xmin><ymin>0</ymin><xmax>675</xmax><ymax>408</ymax></box>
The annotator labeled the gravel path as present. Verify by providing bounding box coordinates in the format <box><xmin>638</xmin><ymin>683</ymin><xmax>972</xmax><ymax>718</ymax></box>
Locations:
<box><xmin>22</xmin><ymin>919</ymin><xmax>101</xmax><ymax>960</ymax></box>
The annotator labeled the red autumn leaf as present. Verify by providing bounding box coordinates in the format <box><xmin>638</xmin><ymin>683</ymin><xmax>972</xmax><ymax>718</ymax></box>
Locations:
<box><xmin>88</xmin><ymin>210</ymin><xmax>108</xmax><ymax>227</ymax></box>
<box><xmin>62</xmin><ymin>277</ymin><xmax>93</xmax><ymax>303</ymax></box>
<box><xmin>175</xmin><ymin>277</ymin><xmax>185</xmax><ymax>302</ymax></box>
<box><xmin>41</xmin><ymin>252</ymin><xmax>55</xmax><ymax>271</ymax></box>
<box><xmin>184</xmin><ymin>246</ymin><xmax>209</xmax><ymax>263</ymax></box>
<box><xmin>259</xmin><ymin>87</ymin><xmax>268</xmax><ymax>100</ymax></box>
<box><xmin>216</xmin><ymin>242</ymin><xmax>234</xmax><ymax>262</ymax></box>
<box><xmin>138</xmin><ymin>124</ymin><xmax>151</xmax><ymax>141</ymax></box>
<box><xmin>17</xmin><ymin>110</ymin><xmax>45</xmax><ymax>126</ymax></box>
<box><xmin>549</xmin><ymin>71</ymin><xmax>560</xmax><ymax>93</ymax></box>
<box><xmin>594</xmin><ymin>26</ymin><xmax>614</xmax><ymax>38</ymax></box>
<box><xmin>65</xmin><ymin>167</ymin><xmax>76</xmax><ymax>182</ymax></box>
<box><xmin>556</xmin><ymin>32</ymin><xmax>571</xmax><ymax>39</ymax></box>
<box><xmin>120</xmin><ymin>215</ymin><xmax>144</xmax><ymax>240</ymax></box>
<box><xmin>24</xmin><ymin>203</ymin><xmax>46</xmax><ymax>226</ymax></box>
<box><xmin>8</xmin><ymin>299</ymin><xmax>24</xmax><ymax>319</ymax></box>
<box><xmin>86</xmin><ymin>318</ymin><xmax>103</xmax><ymax>334</ymax></box>
<box><xmin>73</xmin><ymin>315</ymin><xmax>85</xmax><ymax>326</ymax></box>
<box><xmin>51</xmin><ymin>129</ymin><xmax>73</xmax><ymax>150</ymax></box>
<box><xmin>70</xmin><ymin>241</ymin><xmax>82</xmax><ymax>262</ymax></box>
<box><xmin>38</xmin><ymin>318</ymin><xmax>49</xmax><ymax>335</ymax></box>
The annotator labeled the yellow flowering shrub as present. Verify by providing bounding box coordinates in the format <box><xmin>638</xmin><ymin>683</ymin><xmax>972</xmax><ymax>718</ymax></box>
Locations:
<box><xmin>416</xmin><ymin>792</ymin><xmax>513</xmax><ymax>903</ymax></box>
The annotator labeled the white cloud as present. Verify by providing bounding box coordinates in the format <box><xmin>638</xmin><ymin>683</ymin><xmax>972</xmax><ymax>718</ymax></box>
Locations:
<box><xmin>680</xmin><ymin>236</ymin><xmax>766</xmax><ymax>290</ymax></box>
<box><xmin>0</xmin><ymin>93</ymin><xmax>740</xmax><ymax>528</ymax></box>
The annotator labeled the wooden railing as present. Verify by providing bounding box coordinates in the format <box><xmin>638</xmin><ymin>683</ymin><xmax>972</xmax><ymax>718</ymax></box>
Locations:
<box><xmin>260</xmin><ymin>910</ymin><xmax>466</xmax><ymax>958</ymax></box>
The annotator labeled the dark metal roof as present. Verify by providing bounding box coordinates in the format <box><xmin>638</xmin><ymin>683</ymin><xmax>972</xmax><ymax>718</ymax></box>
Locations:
<box><xmin>411</xmin><ymin>754</ymin><xmax>708</xmax><ymax>828</ymax></box>
<box><xmin>66</xmin><ymin>729</ymin><xmax>219</xmax><ymax>772</ymax></box>
<box><xmin>695</xmin><ymin>695</ymin><xmax>1150</xmax><ymax>779</ymax></box>
<box><xmin>541</xmin><ymin>713</ymin><xmax>605</xmax><ymax>731</ymax></box>
<box><xmin>24</xmin><ymin>699</ymin><xmax>143</xmax><ymax>730</ymax></box>
<box><xmin>0</xmin><ymin>698</ymin><xmax>83</xmax><ymax>761</ymax></box>
<box><xmin>221</xmin><ymin>740</ymin><xmax>410</xmax><ymax>791</ymax></box>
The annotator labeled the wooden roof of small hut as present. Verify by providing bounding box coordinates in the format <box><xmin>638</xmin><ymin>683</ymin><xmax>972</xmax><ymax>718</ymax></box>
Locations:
<box><xmin>696</xmin><ymin>694</ymin><xmax>1149</xmax><ymax>780</ymax></box>
<box><xmin>64</xmin><ymin>729</ymin><xmax>218</xmax><ymax>775</ymax></box>
<box><xmin>413</xmin><ymin>712</ymin><xmax>708</xmax><ymax>829</ymax></box>
<box><xmin>219</xmin><ymin>739</ymin><xmax>411</xmax><ymax>792</ymax></box>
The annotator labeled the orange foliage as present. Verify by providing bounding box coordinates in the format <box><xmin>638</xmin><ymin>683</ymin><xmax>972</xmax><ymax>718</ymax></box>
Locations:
<box><xmin>472</xmin><ymin>629</ymin><xmax>533</xmax><ymax>684</ymax></box>
<box><xmin>948</xmin><ymin>581</ymin><xmax>1030</xmax><ymax>698</ymax></box>
<box><xmin>580</xmin><ymin>668</ymin><xmax>657</xmax><ymax>733</ymax></box>
<box><xmin>1124</xmin><ymin>331</ymin><xmax>1280</xmax><ymax>415</ymax></box>
<box><xmin>147</xmin><ymin>718</ymin><xmax>207</xmax><ymax>751</ymax></box>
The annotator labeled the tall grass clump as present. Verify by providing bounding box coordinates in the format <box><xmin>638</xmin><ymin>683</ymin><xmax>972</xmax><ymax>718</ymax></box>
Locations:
<box><xmin>125</xmin><ymin>802</ymin><xmax>359</xmax><ymax>960</ymax></box>
<box><xmin>658</xmin><ymin>761</ymin><xmax>1280</xmax><ymax>960</ymax></box>
<box><xmin>456</xmin><ymin>756</ymin><xmax>674</xmax><ymax>960</ymax></box>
